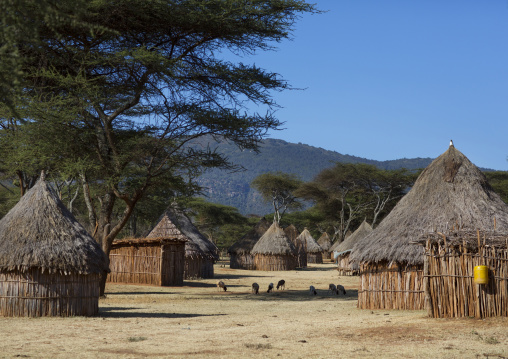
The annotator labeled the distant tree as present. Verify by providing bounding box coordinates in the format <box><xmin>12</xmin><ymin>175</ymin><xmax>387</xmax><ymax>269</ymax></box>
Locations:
<box><xmin>251</xmin><ymin>172</ymin><xmax>303</xmax><ymax>223</ymax></box>
<box><xmin>484</xmin><ymin>171</ymin><xmax>508</xmax><ymax>204</ymax></box>
<box><xmin>296</xmin><ymin>163</ymin><xmax>414</xmax><ymax>241</ymax></box>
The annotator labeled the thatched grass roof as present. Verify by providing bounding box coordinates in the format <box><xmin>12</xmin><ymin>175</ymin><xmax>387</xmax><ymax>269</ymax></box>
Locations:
<box><xmin>351</xmin><ymin>145</ymin><xmax>508</xmax><ymax>265</ymax></box>
<box><xmin>296</xmin><ymin>228</ymin><xmax>323</xmax><ymax>253</ymax></box>
<box><xmin>317</xmin><ymin>232</ymin><xmax>332</xmax><ymax>251</ymax></box>
<box><xmin>284</xmin><ymin>224</ymin><xmax>299</xmax><ymax>242</ymax></box>
<box><xmin>0</xmin><ymin>176</ymin><xmax>108</xmax><ymax>274</ymax></box>
<box><xmin>334</xmin><ymin>221</ymin><xmax>372</xmax><ymax>253</ymax></box>
<box><xmin>251</xmin><ymin>221</ymin><xmax>297</xmax><ymax>256</ymax></box>
<box><xmin>148</xmin><ymin>207</ymin><xmax>218</xmax><ymax>260</ymax></box>
<box><xmin>228</xmin><ymin>218</ymin><xmax>270</xmax><ymax>255</ymax></box>
<box><xmin>112</xmin><ymin>236</ymin><xmax>186</xmax><ymax>249</ymax></box>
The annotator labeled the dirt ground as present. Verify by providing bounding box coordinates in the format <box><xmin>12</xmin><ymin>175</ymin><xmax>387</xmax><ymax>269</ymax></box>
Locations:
<box><xmin>0</xmin><ymin>262</ymin><xmax>507</xmax><ymax>358</ymax></box>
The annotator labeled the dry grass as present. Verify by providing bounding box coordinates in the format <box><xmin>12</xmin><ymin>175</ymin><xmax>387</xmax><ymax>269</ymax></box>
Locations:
<box><xmin>0</xmin><ymin>262</ymin><xmax>507</xmax><ymax>358</ymax></box>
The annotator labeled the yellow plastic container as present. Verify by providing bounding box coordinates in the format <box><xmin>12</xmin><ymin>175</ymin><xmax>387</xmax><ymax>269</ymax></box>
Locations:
<box><xmin>474</xmin><ymin>265</ymin><xmax>489</xmax><ymax>285</ymax></box>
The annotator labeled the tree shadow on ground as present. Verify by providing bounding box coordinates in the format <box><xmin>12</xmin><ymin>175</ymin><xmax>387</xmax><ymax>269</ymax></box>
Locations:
<box><xmin>99</xmin><ymin>307</ymin><xmax>227</xmax><ymax>319</ymax></box>
<box><xmin>296</xmin><ymin>266</ymin><xmax>338</xmax><ymax>272</ymax></box>
<box><xmin>216</xmin><ymin>289</ymin><xmax>359</xmax><ymax>302</ymax></box>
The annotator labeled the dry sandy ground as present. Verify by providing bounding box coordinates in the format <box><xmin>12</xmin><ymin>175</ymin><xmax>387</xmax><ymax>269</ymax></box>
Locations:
<box><xmin>0</xmin><ymin>263</ymin><xmax>507</xmax><ymax>358</ymax></box>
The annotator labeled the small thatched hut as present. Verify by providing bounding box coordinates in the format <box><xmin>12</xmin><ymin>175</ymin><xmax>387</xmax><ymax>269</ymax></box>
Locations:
<box><xmin>330</xmin><ymin>230</ymin><xmax>352</xmax><ymax>260</ymax></box>
<box><xmin>148</xmin><ymin>207</ymin><xmax>218</xmax><ymax>279</ymax></box>
<box><xmin>334</xmin><ymin>220</ymin><xmax>372</xmax><ymax>275</ymax></box>
<box><xmin>284</xmin><ymin>224</ymin><xmax>307</xmax><ymax>268</ymax></box>
<box><xmin>0</xmin><ymin>176</ymin><xmax>108</xmax><ymax>317</ymax></box>
<box><xmin>228</xmin><ymin>218</ymin><xmax>270</xmax><ymax>270</ymax></box>
<box><xmin>351</xmin><ymin>144</ymin><xmax>508</xmax><ymax>310</ymax></box>
<box><xmin>296</xmin><ymin>228</ymin><xmax>323</xmax><ymax>263</ymax></box>
<box><xmin>108</xmin><ymin>236</ymin><xmax>185</xmax><ymax>286</ymax></box>
<box><xmin>251</xmin><ymin>222</ymin><xmax>298</xmax><ymax>271</ymax></box>
<box><xmin>317</xmin><ymin>232</ymin><xmax>332</xmax><ymax>259</ymax></box>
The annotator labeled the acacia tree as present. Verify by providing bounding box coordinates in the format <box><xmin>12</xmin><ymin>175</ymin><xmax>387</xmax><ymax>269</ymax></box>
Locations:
<box><xmin>251</xmin><ymin>172</ymin><xmax>303</xmax><ymax>223</ymax></box>
<box><xmin>3</xmin><ymin>0</ymin><xmax>318</xmax><ymax>294</ymax></box>
<box><xmin>296</xmin><ymin>163</ymin><xmax>414</xmax><ymax>241</ymax></box>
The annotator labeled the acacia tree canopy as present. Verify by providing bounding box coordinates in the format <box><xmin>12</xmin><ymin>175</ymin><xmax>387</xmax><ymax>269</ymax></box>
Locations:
<box><xmin>1</xmin><ymin>0</ymin><xmax>319</xmax><ymax>294</ymax></box>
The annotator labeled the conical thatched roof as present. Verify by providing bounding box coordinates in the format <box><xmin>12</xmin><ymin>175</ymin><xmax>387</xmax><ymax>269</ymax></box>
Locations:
<box><xmin>0</xmin><ymin>176</ymin><xmax>108</xmax><ymax>274</ymax></box>
<box><xmin>317</xmin><ymin>232</ymin><xmax>332</xmax><ymax>251</ymax></box>
<box><xmin>148</xmin><ymin>207</ymin><xmax>218</xmax><ymax>260</ymax></box>
<box><xmin>296</xmin><ymin>228</ymin><xmax>323</xmax><ymax>253</ymax></box>
<box><xmin>334</xmin><ymin>220</ymin><xmax>372</xmax><ymax>253</ymax></box>
<box><xmin>351</xmin><ymin>145</ymin><xmax>508</xmax><ymax>265</ymax></box>
<box><xmin>228</xmin><ymin>218</ymin><xmax>270</xmax><ymax>255</ymax></box>
<box><xmin>251</xmin><ymin>221</ymin><xmax>297</xmax><ymax>256</ymax></box>
<box><xmin>330</xmin><ymin>230</ymin><xmax>352</xmax><ymax>252</ymax></box>
<box><xmin>284</xmin><ymin>224</ymin><xmax>299</xmax><ymax>242</ymax></box>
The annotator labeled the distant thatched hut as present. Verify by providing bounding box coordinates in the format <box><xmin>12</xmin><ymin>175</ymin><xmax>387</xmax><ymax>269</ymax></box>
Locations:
<box><xmin>228</xmin><ymin>218</ymin><xmax>270</xmax><ymax>270</ymax></box>
<box><xmin>251</xmin><ymin>222</ymin><xmax>298</xmax><ymax>271</ymax></box>
<box><xmin>296</xmin><ymin>228</ymin><xmax>323</xmax><ymax>263</ymax></box>
<box><xmin>330</xmin><ymin>230</ymin><xmax>352</xmax><ymax>260</ymax></box>
<box><xmin>108</xmin><ymin>237</ymin><xmax>185</xmax><ymax>286</ymax></box>
<box><xmin>351</xmin><ymin>144</ymin><xmax>508</xmax><ymax>310</ymax></box>
<box><xmin>334</xmin><ymin>221</ymin><xmax>372</xmax><ymax>275</ymax></box>
<box><xmin>317</xmin><ymin>232</ymin><xmax>332</xmax><ymax>259</ymax></box>
<box><xmin>0</xmin><ymin>176</ymin><xmax>108</xmax><ymax>317</ymax></box>
<box><xmin>148</xmin><ymin>207</ymin><xmax>218</xmax><ymax>279</ymax></box>
<box><xmin>285</xmin><ymin>224</ymin><xmax>307</xmax><ymax>268</ymax></box>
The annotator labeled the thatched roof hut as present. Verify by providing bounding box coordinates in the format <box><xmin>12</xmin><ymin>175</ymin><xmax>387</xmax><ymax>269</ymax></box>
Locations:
<box><xmin>351</xmin><ymin>144</ymin><xmax>508</xmax><ymax>310</ymax></box>
<box><xmin>228</xmin><ymin>218</ymin><xmax>270</xmax><ymax>270</ymax></box>
<box><xmin>251</xmin><ymin>221</ymin><xmax>298</xmax><ymax>271</ymax></box>
<box><xmin>0</xmin><ymin>176</ymin><xmax>108</xmax><ymax>317</ymax></box>
<box><xmin>317</xmin><ymin>232</ymin><xmax>332</xmax><ymax>259</ymax></box>
<box><xmin>284</xmin><ymin>224</ymin><xmax>307</xmax><ymax>268</ymax></box>
<box><xmin>334</xmin><ymin>220</ymin><xmax>372</xmax><ymax>275</ymax></box>
<box><xmin>296</xmin><ymin>228</ymin><xmax>323</xmax><ymax>264</ymax></box>
<box><xmin>148</xmin><ymin>207</ymin><xmax>218</xmax><ymax>279</ymax></box>
<box><xmin>108</xmin><ymin>236</ymin><xmax>186</xmax><ymax>286</ymax></box>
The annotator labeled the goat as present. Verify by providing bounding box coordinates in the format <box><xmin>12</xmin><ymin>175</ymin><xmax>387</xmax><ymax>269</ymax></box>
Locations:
<box><xmin>276</xmin><ymin>279</ymin><xmax>285</xmax><ymax>290</ymax></box>
<box><xmin>328</xmin><ymin>283</ymin><xmax>338</xmax><ymax>295</ymax></box>
<box><xmin>336</xmin><ymin>284</ymin><xmax>346</xmax><ymax>296</ymax></box>
<box><xmin>267</xmin><ymin>282</ymin><xmax>274</xmax><ymax>293</ymax></box>
<box><xmin>309</xmin><ymin>285</ymin><xmax>317</xmax><ymax>296</ymax></box>
<box><xmin>216</xmin><ymin>280</ymin><xmax>227</xmax><ymax>292</ymax></box>
<box><xmin>252</xmin><ymin>282</ymin><xmax>259</xmax><ymax>294</ymax></box>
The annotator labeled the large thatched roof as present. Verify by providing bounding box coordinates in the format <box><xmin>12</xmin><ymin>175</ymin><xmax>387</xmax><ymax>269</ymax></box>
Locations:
<box><xmin>251</xmin><ymin>221</ymin><xmax>297</xmax><ymax>256</ymax></box>
<box><xmin>0</xmin><ymin>176</ymin><xmax>108</xmax><ymax>274</ymax></box>
<box><xmin>317</xmin><ymin>232</ymin><xmax>332</xmax><ymax>251</ymax></box>
<box><xmin>334</xmin><ymin>220</ymin><xmax>372</xmax><ymax>253</ymax></box>
<box><xmin>351</xmin><ymin>145</ymin><xmax>508</xmax><ymax>265</ymax></box>
<box><xmin>228</xmin><ymin>218</ymin><xmax>270</xmax><ymax>255</ymax></box>
<box><xmin>148</xmin><ymin>207</ymin><xmax>218</xmax><ymax>260</ymax></box>
<box><xmin>296</xmin><ymin>228</ymin><xmax>323</xmax><ymax>253</ymax></box>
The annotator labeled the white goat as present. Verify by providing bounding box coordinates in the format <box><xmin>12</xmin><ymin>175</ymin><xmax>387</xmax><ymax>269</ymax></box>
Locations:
<box><xmin>309</xmin><ymin>285</ymin><xmax>317</xmax><ymax>296</ymax></box>
<box><xmin>267</xmin><ymin>283</ymin><xmax>274</xmax><ymax>293</ymax></box>
<box><xmin>216</xmin><ymin>280</ymin><xmax>227</xmax><ymax>292</ymax></box>
<box><xmin>252</xmin><ymin>282</ymin><xmax>259</xmax><ymax>294</ymax></box>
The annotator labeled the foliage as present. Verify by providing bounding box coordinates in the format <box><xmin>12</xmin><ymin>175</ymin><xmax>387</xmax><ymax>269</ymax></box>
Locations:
<box><xmin>251</xmin><ymin>172</ymin><xmax>302</xmax><ymax>223</ymax></box>
<box><xmin>484</xmin><ymin>171</ymin><xmax>508</xmax><ymax>204</ymax></box>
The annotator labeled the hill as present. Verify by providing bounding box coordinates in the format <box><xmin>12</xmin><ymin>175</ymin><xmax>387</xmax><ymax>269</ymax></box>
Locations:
<box><xmin>194</xmin><ymin>138</ymin><xmax>433</xmax><ymax>215</ymax></box>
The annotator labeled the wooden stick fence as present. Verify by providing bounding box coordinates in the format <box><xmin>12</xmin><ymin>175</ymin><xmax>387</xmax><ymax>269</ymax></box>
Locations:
<box><xmin>424</xmin><ymin>239</ymin><xmax>508</xmax><ymax>318</ymax></box>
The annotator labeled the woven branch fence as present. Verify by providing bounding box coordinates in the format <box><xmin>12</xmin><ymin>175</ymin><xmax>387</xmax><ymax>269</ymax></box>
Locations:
<box><xmin>253</xmin><ymin>254</ymin><xmax>297</xmax><ymax>271</ymax></box>
<box><xmin>424</xmin><ymin>236</ymin><xmax>508</xmax><ymax>318</ymax></box>
<box><xmin>307</xmin><ymin>253</ymin><xmax>323</xmax><ymax>264</ymax></box>
<box><xmin>357</xmin><ymin>262</ymin><xmax>424</xmax><ymax>310</ymax></box>
<box><xmin>229</xmin><ymin>254</ymin><xmax>256</xmax><ymax>270</ymax></box>
<box><xmin>108</xmin><ymin>240</ymin><xmax>185</xmax><ymax>286</ymax></box>
<box><xmin>337</xmin><ymin>255</ymin><xmax>358</xmax><ymax>276</ymax></box>
<box><xmin>0</xmin><ymin>270</ymin><xmax>100</xmax><ymax>317</ymax></box>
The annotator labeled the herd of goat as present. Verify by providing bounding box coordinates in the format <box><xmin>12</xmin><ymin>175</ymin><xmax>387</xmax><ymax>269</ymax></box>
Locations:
<box><xmin>216</xmin><ymin>279</ymin><xmax>346</xmax><ymax>296</ymax></box>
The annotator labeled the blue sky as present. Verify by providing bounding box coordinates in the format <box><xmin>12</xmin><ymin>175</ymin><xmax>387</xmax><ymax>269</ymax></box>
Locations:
<box><xmin>241</xmin><ymin>0</ymin><xmax>508</xmax><ymax>170</ymax></box>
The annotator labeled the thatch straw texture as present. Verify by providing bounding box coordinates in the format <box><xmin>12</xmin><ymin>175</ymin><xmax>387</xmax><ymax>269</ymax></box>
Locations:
<box><xmin>107</xmin><ymin>237</ymin><xmax>185</xmax><ymax>286</ymax></box>
<box><xmin>0</xmin><ymin>177</ymin><xmax>108</xmax><ymax>275</ymax></box>
<box><xmin>336</xmin><ymin>221</ymin><xmax>372</xmax><ymax>275</ymax></box>
<box><xmin>0</xmin><ymin>176</ymin><xmax>108</xmax><ymax>317</ymax></box>
<box><xmin>351</xmin><ymin>145</ymin><xmax>508</xmax><ymax>266</ymax></box>
<box><xmin>285</xmin><ymin>224</ymin><xmax>307</xmax><ymax>268</ymax></box>
<box><xmin>148</xmin><ymin>208</ymin><xmax>217</xmax><ymax>279</ymax></box>
<box><xmin>228</xmin><ymin>218</ymin><xmax>270</xmax><ymax>270</ymax></box>
<box><xmin>317</xmin><ymin>232</ymin><xmax>332</xmax><ymax>258</ymax></box>
<box><xmin>297</xmin><ymin>228</ymin><xmax>323</xmax><ymax>264</ymax></box>
<box><xmin>252</xmin><ymin>222</ymin><xmax>297</xmax><ymax>271</ymax></box>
